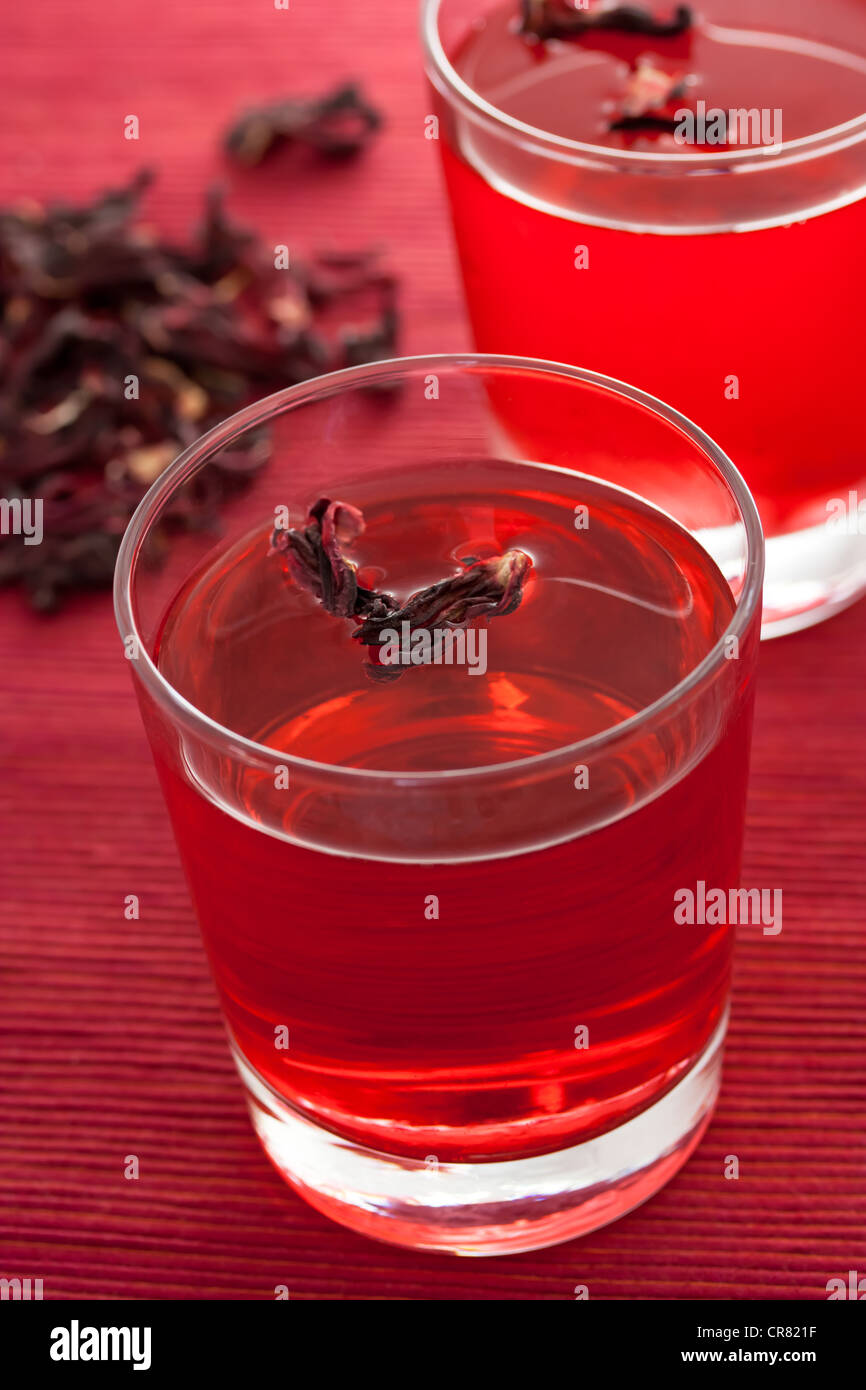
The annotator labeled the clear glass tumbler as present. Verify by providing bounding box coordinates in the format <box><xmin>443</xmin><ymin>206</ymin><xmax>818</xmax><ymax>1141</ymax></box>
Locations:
<box><xmin>422</xmin><ymin>0</ymin><xmax>866</xmax><ymax>635</ymax></box>
<box><xmin>115</xmin><ymin>355</ymin><xmax>762</xmax><ymax>1253</ymax></box>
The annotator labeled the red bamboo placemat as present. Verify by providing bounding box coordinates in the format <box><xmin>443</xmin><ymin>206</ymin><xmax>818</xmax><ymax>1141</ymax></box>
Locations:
<box><xmin>1</xmin><ymin>0</ymin><xmax>864</xmax><ymax>1300</ymax></box>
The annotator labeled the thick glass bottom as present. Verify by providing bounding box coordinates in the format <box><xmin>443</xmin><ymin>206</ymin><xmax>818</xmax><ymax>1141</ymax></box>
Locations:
<box><xmin>233</xmin><ymin>1014</ymin><xmax>727</xmax><ymax>1256</ymax></box>
<box><xmin>761</xmin><ymin>517</ymin><xmax>866</xmax><ymax>637</ymax></box>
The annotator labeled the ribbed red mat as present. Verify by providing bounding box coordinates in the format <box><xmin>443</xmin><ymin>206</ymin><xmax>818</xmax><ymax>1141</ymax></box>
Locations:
<box><xmin>1</xmin><ymin>0</ymin><xmax>864</xmax><ymax>1300</ymax></box>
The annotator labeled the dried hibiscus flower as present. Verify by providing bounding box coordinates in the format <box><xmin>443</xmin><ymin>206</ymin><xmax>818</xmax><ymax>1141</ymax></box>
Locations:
<box><xmin>224</xmin><ymin>83</ymin><xmax>383</xmax><ymax>166</ymax></box>
<box><xmin>519</xmin><ymin>2</ymin><xmax>692</xmax><ymax>42</ymax></box>
<box><xmin>270</xmin><ymin>498</ymin><xmax>532</xmax><ymax>682</ymax></box>
<box><xmin>0</xmin><ymin>172</ymin><xmax>398</xmax><ymax>610</ymax></box>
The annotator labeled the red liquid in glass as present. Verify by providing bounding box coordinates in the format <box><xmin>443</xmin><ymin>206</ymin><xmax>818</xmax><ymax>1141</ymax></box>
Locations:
<box><xmin>439</xmin><ymin>0</ymin><xmax>866</xmax><ymax>533</ymax></box>
<box><xmin>153</xmin><ymin>464</ymin><xmax>750</xmax><ymax>1161</ymax></box>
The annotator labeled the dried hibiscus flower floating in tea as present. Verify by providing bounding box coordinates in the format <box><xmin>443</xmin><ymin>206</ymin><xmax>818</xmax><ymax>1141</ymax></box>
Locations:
<box><xmin>519</xmin><ymin>2</ymin><xmax>692</xmax><ymax>42</ymax></box>
<box><xmin>269</xmin><ymin>497</ymin><xmax>533</xmax><ymax>681</ymax></box>
<box><xmin>518</xmin><ymin>2</ymin><xmax>694</xmax><ymax>132</ymax></box>
<box><xmin>0</xmin><ymin>169</ymin><xmax>397</xmax><ymax>610</ymax></box>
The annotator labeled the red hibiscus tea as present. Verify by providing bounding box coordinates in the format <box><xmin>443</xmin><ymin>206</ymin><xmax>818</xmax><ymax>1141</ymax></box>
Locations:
<box><xmin>116</xmin><ymin>356</ymin><xmax>763</xmax><ymax>1253</ymax></box>
<box><xmin>155</xmin><ymin>471</ymin><xmax>739</xmax><ymax>1152</ymax></box>
<box><xmin>424</xmin><ymin>0</ymin><xmax>866</xmax><ymax>634</ymax></box>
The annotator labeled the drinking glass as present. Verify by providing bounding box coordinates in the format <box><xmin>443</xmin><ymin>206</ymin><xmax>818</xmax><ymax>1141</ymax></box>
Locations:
<box><xmin>422</xmin><ymin>0</ymin><xmax>866</xmax><ymax>635</ymax></box>
<box><xmin>115</xmin><ymin>354</ymin><xmax>762</xmax><ymax>1254</ymax></box>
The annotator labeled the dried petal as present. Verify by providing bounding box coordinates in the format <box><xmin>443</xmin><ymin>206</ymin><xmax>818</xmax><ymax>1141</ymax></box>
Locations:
<box><xmin>621</xmin><ymin>59</ymin><xmax>686</xmax><ymax>118</ymax></box>
<box><xmin>224</xmin><ymin>83</ymin><xmax>383</xmax><ymax>166</ymax></box>
<box><xmin>520</xmin><ymin>2</ymin><xmax>692</xmax><ymax>41</ymax></box>
<box><xmin>125</xmin><ymin>441</ymin><xmax>179</xmax><ymax>484</ymax></box>
<box><xmin>270</xmin><ymin>497</ymin><xmax>371</xmax><ymax>619</ymax></box>
<box><xmin>353</xmin><ymin>551</ymin><xmax>533</xmax><ymax>643</ymax></box>
<box><xmin>25</xmin><ymin>387</ymin><xmax>93</xmax><ymax>434</ymax></box>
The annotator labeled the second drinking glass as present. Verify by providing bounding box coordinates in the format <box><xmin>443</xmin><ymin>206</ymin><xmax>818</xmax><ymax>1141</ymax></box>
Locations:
<box><xmin>423</xmin><ymin>0</ymin><xmax>866</xmax><ymax>635</ymax></box>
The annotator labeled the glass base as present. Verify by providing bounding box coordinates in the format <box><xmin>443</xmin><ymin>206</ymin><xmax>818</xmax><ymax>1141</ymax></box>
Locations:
<box><xmin>761</xmin><ymin>516</ymin><xmax>866</xmax><ymax>637</ymax></box>
<box><xmin>233</xmin><ymin>1015</ymin><xmax>727</xmax><ymax>1256</ymax></box>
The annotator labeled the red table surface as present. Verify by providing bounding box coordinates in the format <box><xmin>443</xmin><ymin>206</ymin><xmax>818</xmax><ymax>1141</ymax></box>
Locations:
<box><xmin>0</xmin><ymin>0</ymin><xmax>864</xmax><ymax>1302</ymax></box>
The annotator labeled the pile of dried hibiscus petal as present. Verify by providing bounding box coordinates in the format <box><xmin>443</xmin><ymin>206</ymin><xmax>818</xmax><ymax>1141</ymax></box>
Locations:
<box><xmin>0</xmin><ymin>168</ymin><xmax>398</xmax><ymax>610</ymax></box>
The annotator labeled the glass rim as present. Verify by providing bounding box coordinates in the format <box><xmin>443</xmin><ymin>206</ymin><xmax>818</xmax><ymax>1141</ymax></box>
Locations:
<box><xmin>420</xmin><ymin>0</ymin><xmax>866</xmax><ymax>173</ymax></box>
<box><xmin>113</xmin><ymin>352</ymin><xmax>764</xmax><ymax>785</ymax></box>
